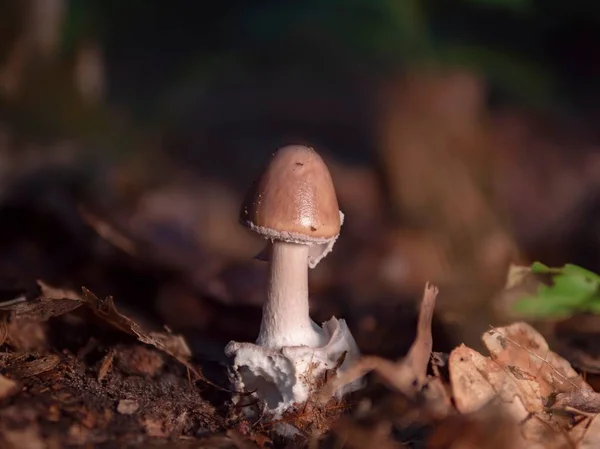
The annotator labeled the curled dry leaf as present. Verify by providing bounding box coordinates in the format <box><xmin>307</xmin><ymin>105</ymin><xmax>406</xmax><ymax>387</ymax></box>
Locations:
<box><xmin>1</xmin><ymin>280</ymin><xmax>208</xmax><ymax>384</ymax></box>
<box><xmin>552</xmin><ymin>389</ymin><xmax>600</xmax><ymax>415</ymax></box>
<box><xmin>483</xmin><ymin>323</ymin><xmax>590</xmax><ymax>395</ymax></box>
<box><xmin>450</xmin><ymin>344</ymin><xmax>522</xmax><ymax>416</ymax></box>
<box><xmin>0</xmin><ymin>281</ymin><xmax>82</xmax><ymax>320</ymax></box>
<box><xmin>7</xmin><ymin>354</ymin><xmax>60</xmax><ymax>379</ymax></box>
<box><xmin>80</xmin><ymin>288</ymin><xmax>191</xmax><ymax>360</ymax></box>
<box><xmin>0</xmin><ymin>282</ymin><xmax>82</xmax><ymax>353</ymax></box>
<box><xmin>449</xmin><ymin>322</ymin><xmax>595</xmax><ymax>448</ymax></box>
<box><xmin>573</xmin><ymin>414</ymin><xmax>600</xmax><ymax>448</ymax></box>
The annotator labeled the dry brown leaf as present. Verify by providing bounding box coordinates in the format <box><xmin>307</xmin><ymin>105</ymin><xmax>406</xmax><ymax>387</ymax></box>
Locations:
<box><xmin>448</xmin><ymin>346</ymin><xmax>579</xmax><ymax>448</ymax></box>
<box><xmin>79</xmin><ymin>287</ymin><xmax>213</xmax><ymax>385</ymax></box>
<box><xmin>553</xmin><ymin>389</ymin><xmax>600</xmax><ymax>415</ymax></box>
<box><xmin>518</xmin><ymin>415</ymin><xmax>574</xmax><ymax>449</ymax></box>
<box><xmin>2</xmin><ymin>281</ymin><xmax>212</xmax><ymax>385</ymax></box>
<box><xmin>483</xmin><ymin>323</ymin><xmax>590</xmax><ymax>395</ymax></box>
<box><xmin>573</xmin><ymin>414</ymin><xmax>600</xmax><ymax>448</ymax></box>
<box><xmin>448</xmin><ymin>323</ymin><xmax>598</xmax><ymax>448</ymax></box>
<box><xmin>80</xmin><ymin>288</ymin><xmax>192</xmax><ymax>360</ymax></box>
<box><xmin>450</xmin><ymin>343</ymin><xmax>541</xmax><ymax>419</ymax></box>
<box><xmin>7</xmin><ymin>354</ymin><xmax>60</xmax><ymax>378</ymax></box>
<box><xmin>449</xmin><ymin>344</ymin><xmax>507</xmax><ymax>414</ymax></box>
<box><xmin>0</xmin><ymin>282</ymin><xmax>80</xmax><ymax>352</ymax></box>
<box><xmin>1</xmin><ymin>281</ymin><xmax>82</xmax><ymax>320</ymax></box>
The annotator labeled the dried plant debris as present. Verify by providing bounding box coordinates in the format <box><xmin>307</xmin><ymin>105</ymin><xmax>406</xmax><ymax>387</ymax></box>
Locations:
<box><xmin>318</xmin><ymin>285</ymin><xmax>600</xmax><ymax>449</ymax></box>
<box><xmin>448</xmin><ymin>322</ymin><xmax>599</xmax><ymax>448</ymax></box>
<box><xmin>0</xmin><ymin>280</ymin><xmax>229</xmax><ymax>448</ymax></box>
<box><xmin>483</xmin><ymin>323</ymin><xmax>589</xmax><ymax>396</ymax></box>
<box><xmin>3</xmin><ymin>275</ymin><xmax>600</xmax><ymax>448</ymax></box>
<box><xmin>1</xmin><ymin>281</ymin><xmax>199</xmax><ymax>376</ymax></box>
<box><xmin>311</xmin><ymin>283</ymin><xmax>452</xmax><ymax>447</ymax></box>
<box><xmin>78</xmin><ymin>287</ymin><xmax>193</xmax><ymax>362</ymax></box>
<box><xmin>552</xmin><ymin>389</ymin><xmax>600</xmax><ymax>415</ymax></box>
<box><xmin>6</xmin><ymin>354</ymin><xmax>61</xmax><ymax>378</ymax></box>
<box><xmin>319</xmin><ymin>283</ymin><xmax>440</xmax><ymax>402</ymax></box>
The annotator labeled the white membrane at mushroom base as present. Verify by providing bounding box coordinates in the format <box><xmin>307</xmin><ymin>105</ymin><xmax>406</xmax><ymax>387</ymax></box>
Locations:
<box><xmin>225</xmin><ymin>315</ymin><xmax>362</xmax><ymax>417</ymax></box>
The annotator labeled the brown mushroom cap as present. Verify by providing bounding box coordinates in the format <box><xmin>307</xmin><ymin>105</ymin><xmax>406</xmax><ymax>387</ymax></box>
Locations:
<box><xmin>240</xmin><ymin>145</ymin><xmax>341</xmax><ymax>244</ymax></box>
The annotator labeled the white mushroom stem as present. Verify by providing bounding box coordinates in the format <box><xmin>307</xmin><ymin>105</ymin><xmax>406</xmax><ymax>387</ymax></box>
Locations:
<box><xmin>256</xmin><ymin>241</ymin><xmax>325</xmax><ymax>349</ymax></box>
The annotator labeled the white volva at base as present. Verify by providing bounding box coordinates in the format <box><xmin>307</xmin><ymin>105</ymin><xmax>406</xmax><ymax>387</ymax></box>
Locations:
<box><xmin>225</xmin><ymin>315</ymin><xmax>363</xmax><ymax>417</ymax></box>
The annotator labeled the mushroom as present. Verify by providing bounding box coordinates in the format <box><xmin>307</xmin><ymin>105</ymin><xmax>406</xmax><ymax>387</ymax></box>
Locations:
<box><xmin>225</xmin><ymin>145</ymin><xmax>363</xmax><ymax>417</ymax></box>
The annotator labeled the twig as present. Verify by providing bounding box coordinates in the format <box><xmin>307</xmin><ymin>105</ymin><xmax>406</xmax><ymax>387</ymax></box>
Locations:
<box><xmin>407</xmin><ymin>282</ymin><xmax>439</xmax><ymax>384</ymax></box>
<box><xmin>318</xmin><ymin>283</ymin><xmax>439</xmax><ymax>403</ymax></box>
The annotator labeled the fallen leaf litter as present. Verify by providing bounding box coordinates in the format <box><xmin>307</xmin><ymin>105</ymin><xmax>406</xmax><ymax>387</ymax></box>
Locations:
<box><xmin>0</xmin><ymin>276</ymin><xmax>598</xmax><ymax>447</ymax></box>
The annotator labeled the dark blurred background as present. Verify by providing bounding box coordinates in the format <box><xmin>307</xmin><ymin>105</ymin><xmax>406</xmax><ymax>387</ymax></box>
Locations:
<box><xmin>1</xmin><ymin>0</ymin><xmax>600</xmax><ymax>358</ymax></box>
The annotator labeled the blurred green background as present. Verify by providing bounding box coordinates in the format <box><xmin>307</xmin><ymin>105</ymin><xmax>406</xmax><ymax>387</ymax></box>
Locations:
<box><xmin>4</xmin><ymin>0</ymin><xmax>600</xmax><ymax>165</ymax></box>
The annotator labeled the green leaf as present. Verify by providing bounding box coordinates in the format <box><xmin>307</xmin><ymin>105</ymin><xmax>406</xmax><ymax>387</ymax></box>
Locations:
<box><xmin>562</xmin><ymin>264</ymin><xmax>600</xmax><ymax>284</ymax></box>
<box><xmin>513</xmin><ymin>295</ymin><xmax>581</xmax><ymax>318</ymax></box>
<box><xmin>534</xmin><ymin>282</ymin><xmax>590</xmax><ymax>309</ymax></box>
<box><xmin>513</xmin><ymin>262</ymin><xmax>600</xmax><ymax>318</ymax></box>
<box><xmin>556</xmin><ymin>272</ymin><xmax>597</xmax><ymax>294</ymax></box>
<box><xmin>585</xmin><ymin>300</ymin><xmax>600</xmax><ymax>314</ymax></box>
<box><xmin>531</xmin><ymin>261</ymin><xmax>552</xmax><ymax>274</ymax></box>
